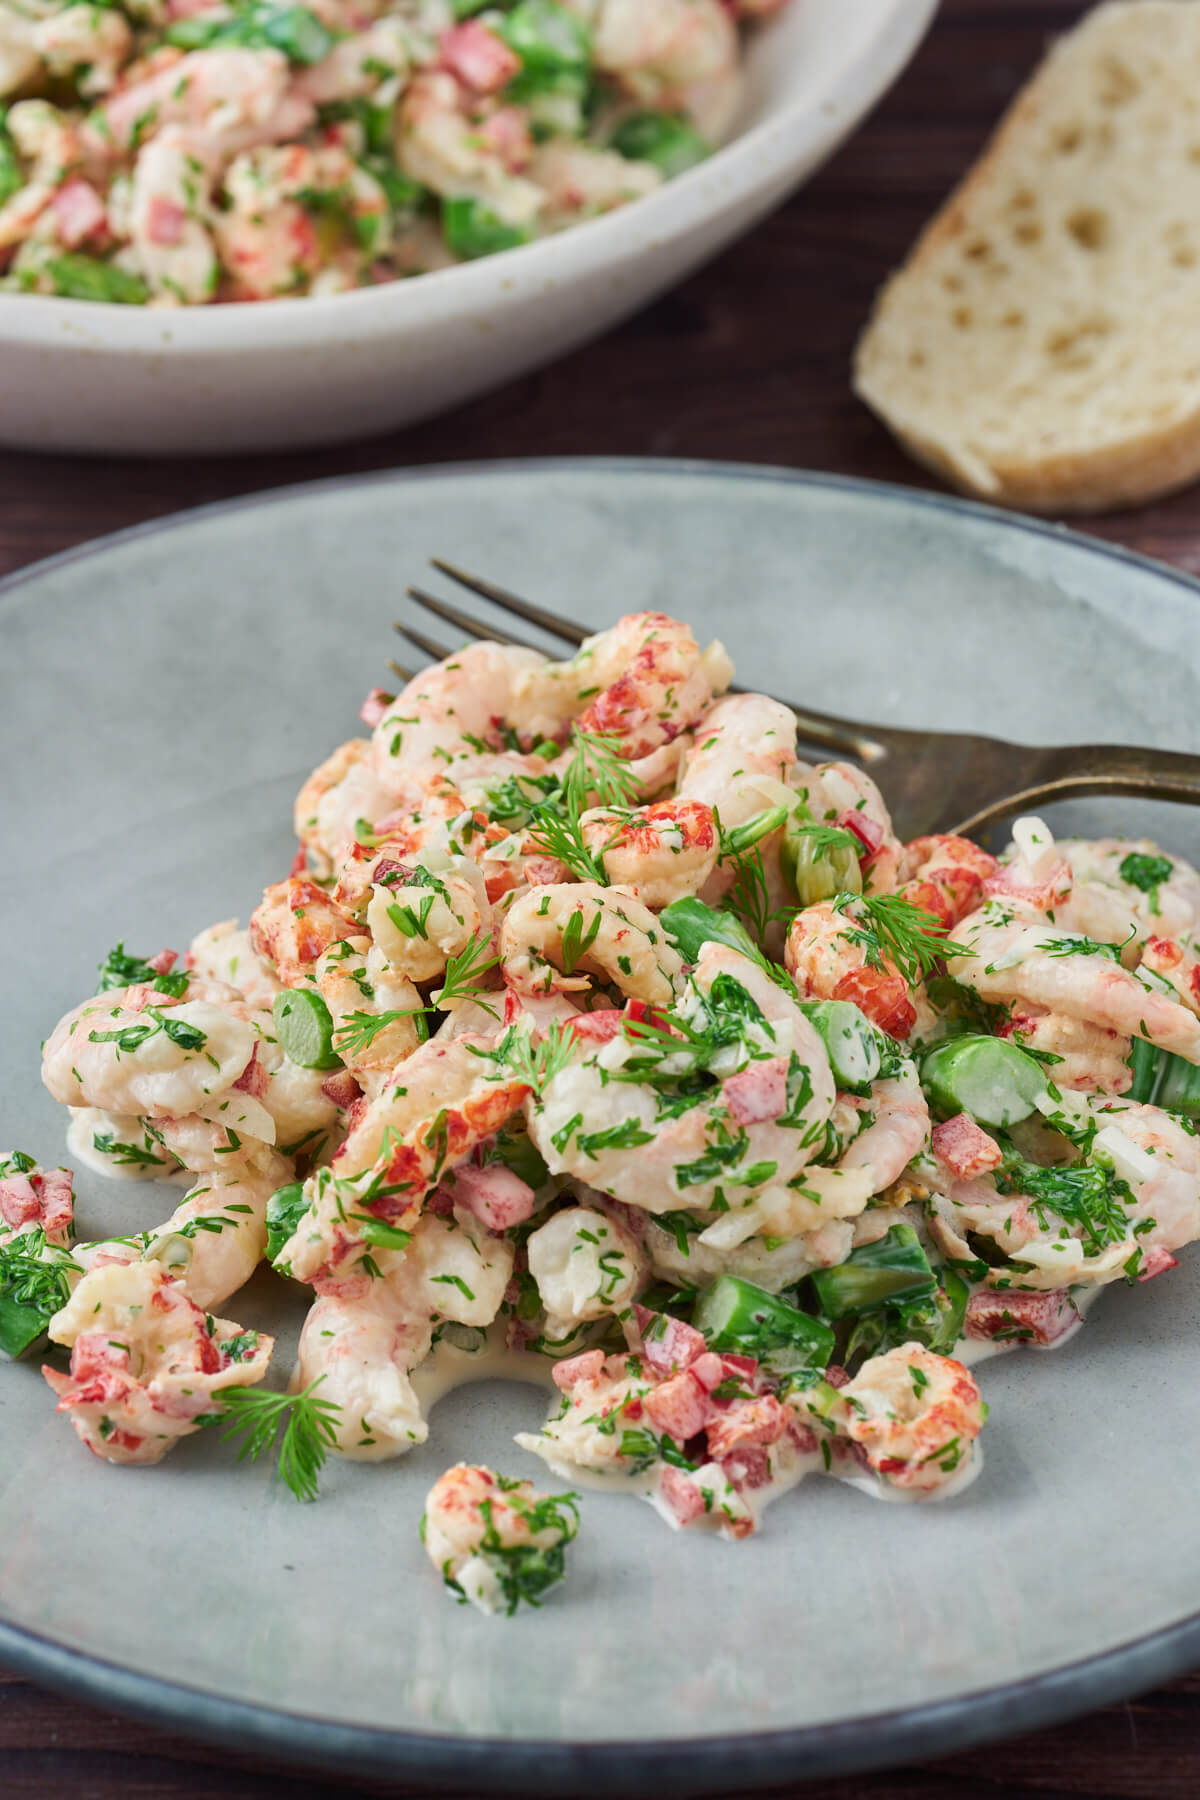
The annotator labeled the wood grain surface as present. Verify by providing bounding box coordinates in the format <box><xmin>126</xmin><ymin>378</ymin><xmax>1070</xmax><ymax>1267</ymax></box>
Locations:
<box><xmin>4</xmin><ymin>0</ymin><xmax>1200</xmax><ymax>1792</ymax></box>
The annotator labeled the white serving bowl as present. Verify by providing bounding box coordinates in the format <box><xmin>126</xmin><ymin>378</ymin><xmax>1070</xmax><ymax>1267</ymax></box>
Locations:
<box><xmin>0</xmin><ymin>0</ymin><xmax>937</xmax><ymax>456</ymax></box>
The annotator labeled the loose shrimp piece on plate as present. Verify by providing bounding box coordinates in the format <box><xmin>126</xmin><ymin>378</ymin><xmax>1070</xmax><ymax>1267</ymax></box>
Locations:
<box><xmin>0</xmin><ymin>1152</ymin><xmax>74</xmax><ymax>1248</ymax></box>
<box><xmin>832</xmin><ymin>1344</ymin><xmax>986</xmax><ymax>1495</ymax></box>
<box><xmin>502</xmin><ymin>881</ymin><xmax>683</xmax><ymax>1006</ymax></box>
<box><xmin>422</xmin><ymin>1463</ymin><xmax>579</xmax><ymax>1616</ymax></box>
<box><xmin>295</xmin><ymin>1209</ymin><xmax>514</xmax><ymax>1460</ymax></box>
<box><xmin>44</xmin><ymin>1259</ymin><xmax>272</xmax><ymax>1466</ymax></box>
<box><xmin>945</xmin><ymin>902</ymin><xmax>1200</xmax><ymax>1063</ymax></box>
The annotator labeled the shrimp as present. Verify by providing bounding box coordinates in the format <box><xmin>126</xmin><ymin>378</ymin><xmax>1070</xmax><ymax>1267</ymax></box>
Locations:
<box><xmin>704</xmin><ymin>1059</ymin><xmax>929</xmax><ymax>1249</ymax></box>
<box><xmin>528</xmin><ymin>139</ymin><xmax>661</xmax><ymax>230</ymax></box>
<box><xmin>0</xmin><ymin>1153</ymin><xmax>73</xmax><ymax>1249</ymax></box>
<box><xmin>292</xmin><ymin>18</ymin><xmax>406</xmax><ymax>104</ymax></box>
<box><xmin>131</xmin><ymin>1157</ymin><xmax>284</xmax><ymax>1310</ymax></box>
<box><xmin>573</xmin><ymin>612</ymin><xmax>732</xmax><ymax>762</ymax></box>
<box><xmin>248</xmin><ymin>876</ymin><xmax>358</xmax><ymax>985</ymax></box>
<box><xmin>529</xmin><ymin>941</ymin><xmax>836</xmax><ymax>1220</ymax></box>
<box><xmin>43</xmin><ymin>1260</ymin><xmax>272</xmax><ymax>1465</ymax></box>
<box><xmin>0</xmin><ymin>9</ymin><xmax>39</xmax><ymax>98</ymax></box>
<box><xmin>42</xmin><ymin>987</ymin><xmax>261</xmax><ymax>1122</ymax></box>
<box><xmin>894</xmin><ymin>834</ymin><xmax>998</xmax><ymax>931</ymax></box>
<box><xmin>395</xmin><ymin>69</ymin><xmax>543</xmax><ymax>227</ymax></box>
<box><xmin>422</xmin><ymin>1463</ymin><xmax>578</xmax><ymax>1614</ymax></box>
<box><xmin>313</xmin><ymin>936</ymin><xmax>425</xmax><ymax>1087</ymax></box>
<box><xmin>273</xmin><ymin>1035</ymin><xmax>528</xmax><ymax>1286</ymax></box>
<box><xmin>1141</xmin><ymin>935</ymin><xmax>1200</xmax><ymax>1019</ymax></box>
<box><xmin>786</xmin><ymin>899</ymin><xmax>916</xmax><ymax>1040</ymax></box>
<box><xmin>678</xmin><ymin>693</ymin><xmax>797</xmax><ymax>817</ymax></box>
<box><xmin>84</xmin><ymin>46</ymin><xmax>298</xmax><ymax>156</ymax></box>
<box><xmin>365</xmin><ymin>865</ymin><xmax>485</xmax><ymax>984</ymax></box>
<box><xmin>187</xmin><ymin>919</ymin><xmax>281</xmax><ymax>1010</ymax></box>
<box><xmin>1000</xmin><ymin>1005</ymin><xmax>1132</xmax><ymax>1095</ymax></box>
<box><xmin>830</xmin><ymin>1344</ymin><xmax>985</xmax><ymax>1495</ymax></box>
<box><xmin>1055</xmin><ymin>838</ymin><xmax>1200</xmax><ymax>950</ymax></box>
<box><xmin>502</xmin><ymin>882</ymin><xmax>683</xmax><ymax>1005</ymax></box>
<box><xmin>294</xmin><ymin>738</ymin><xmax>395</xmax><ymax>878</ymax></box>
<box><xmin>582</xmin><ymin>0</ymin><xmax>741</xmax><ymax>137</ymax></box>
<box><xmin>945</xmin><ymin>901</ymin><xmax>1200</xmax><ymax>1063</ymax></box>
<box><xmin>580</xmin><ymin>800</ymin><xmax>718</xmax><ymax>907</ymax></box>
<box><xmin>526</xmin><ymin>1201</ymin><xmax>646</xmax><ymax>1338</ymax></box>
<box><xmin>127</xmin><ymin>127</ymin><xmax>219</xmax><ymax>302</ymax></box>
<box><xmin>372</xmin><ymin>640</ymin><xmax>552</xmax><ymax>790</ymax></box>
<box><xmin>294</xmin><ymin>1207</ymin><xmax>514</xmax><ymax>1459</ymax></box>
<box><xmin>31</xmin><ymin>4</ymin><xmax>132</xmax><ymax>95</ymax></box>
<box><xmin>215</xmin><ymin>141</ymin><xmax>389</xmax><ymax>299</ymax></box>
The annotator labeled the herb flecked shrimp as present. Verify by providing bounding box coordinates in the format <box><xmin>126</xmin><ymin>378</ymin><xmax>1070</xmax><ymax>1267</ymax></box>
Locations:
<box><xmin>422</xmin><ymin>1463</ymin><xmax>579</xmax><ymax>1616</ymax></box>
<box><xmin>501</xmin><ymin>881</ymin><xmax>683</xmax><ymax>1006</ymax></box>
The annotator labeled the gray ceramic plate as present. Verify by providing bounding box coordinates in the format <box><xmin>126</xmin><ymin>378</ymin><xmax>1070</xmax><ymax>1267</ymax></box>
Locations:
<box><xmin>2</xmin><ymin>461</ymin><xmax>1200</xmax><ymax>1795</ymax></box>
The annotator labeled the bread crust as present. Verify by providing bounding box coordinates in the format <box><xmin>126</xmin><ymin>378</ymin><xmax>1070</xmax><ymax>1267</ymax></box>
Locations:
<box><xmin>853</xmin><ymin>1</ymin><xmax>1200</xmax><ymax>515</ymax></box>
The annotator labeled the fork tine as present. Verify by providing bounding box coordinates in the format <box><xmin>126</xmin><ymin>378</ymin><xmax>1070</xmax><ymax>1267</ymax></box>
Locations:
<box><xmin>407</xmin><ymin>584</ymin><xmax>544</xmax><ymax>655</ymax></box>
<box><xmin>431</xmin><ymin>559</ymin><xmax>588</xmax><ymax>650</ymax></box>
<box><xmin>387</xmin><ymin>657</ymin><xmax>415</xmax><ymax>685</ymax></box>
<box><xmin>395</xmin><ymin>620</ymin><xmax>457</xmax><ymax>663</ymax></box>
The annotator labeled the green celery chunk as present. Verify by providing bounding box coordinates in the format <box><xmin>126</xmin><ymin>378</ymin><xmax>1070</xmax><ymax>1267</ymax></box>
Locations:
<box><xmin>0</xmin><ymin>110</ymin><xmax>20</xmax><ymax>208</ymax></box>
<box><xmin>442</xmin><ymin>196</ymin><xmax>531</xmax><ymax>260</ymax></box>
<box><xmin>779</xmin><ymin>812</ymin><xmax>863</xmax><ymax>908</ymax></box>
<box><xmin>691</xmin><ymin>1274</ymin><xmax>834</xmax><ymax>1369</ymax></box>
<box><xmin>921</xmin><ymin>1033</ymin><xmax>1047</xmax><ymax>1129</ymax></box>
<box><xmin>273</xmin><ymin>989</ymin><xmax>342</xmax><ymax>1071</ymax></box>
<box><xmin>44</xmin><ymin>255</ymin><xmax>148</xmax><ymax>305</ymax></box>
<box><xmin>1151</xmin><ymin>1049</ymin><xmax>1200</xmax><ymax>1117</ymax></box>
<box><xmin>844</xmin><ymin>1266</ymin><xmax>970</xmax><ymax>1364</ymax></box>
<box><xmin>166</xmin><ymin>5</ymin><xmax>333</xmax><ymax>62</ymax></box>
<box><xmin>798</xmin><ymin>1000</ymin><xmax>880</xmax><ymax>1092</ymax></box>
<box><xmin>500</xmin><ymin>0</ymin><xmax>591</xmax><ymax>76</ymax></box>
<box><xmin>609</xmin><ymin>111</ymin><xmax>711</xmax><ymax>179</ymax></box>
<box><xmin>809</xmin><ymin>1224</ymin><xmax>937</xmax><ymax>1320</ymax></box>
<box><xmin>660</xmin><ymin>896</ymin><xmax>764</xmax><ymax>966</ymax></box>
<box><xmin>266</xmin><ymin>1182</ymin><xmax>309</xmax><ymax>1263</ymax></box>
<box><xmin>1127</xmin><ymin>1036</ymin><xmax>1164</xmax><ymax>1104</ymax></box>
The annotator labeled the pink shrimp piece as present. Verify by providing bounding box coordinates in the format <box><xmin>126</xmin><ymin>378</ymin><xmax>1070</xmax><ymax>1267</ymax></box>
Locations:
<box><xmin>897</xmin><ymin>834</ymin><xmax>998</xmax><ymax>931</ymax></box>
<box><xmin>581</xmin><ymin>798</ymin><xmax>718</xmax><ymax>906</ymax></box>
<box><xmin>249</xmin><ymin>876</ymin><xmax>358</xmax><ymax>985</ymax></box>
<box><xmin>786</xmin><ymin>900</ymin><xmax>916</xmax><ymax>1040</ymax></box>
<box><xmin>575</xmin><ymin>612</ymin><xmax>730</xmax><ymax>761</ymax></box>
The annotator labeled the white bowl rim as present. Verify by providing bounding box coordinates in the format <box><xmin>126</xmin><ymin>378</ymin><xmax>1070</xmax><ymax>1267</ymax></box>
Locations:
<box><xmin>0</xmin><ymin>0</ymin><xmax>937</xmax><ymax>353</ymax></box>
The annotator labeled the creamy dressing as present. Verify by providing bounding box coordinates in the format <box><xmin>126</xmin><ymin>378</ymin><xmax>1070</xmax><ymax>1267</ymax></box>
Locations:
<box><xmin>65</xmin><ymin>1108</ymin><xmax>188</xmax><ymax>1184</ymax></box>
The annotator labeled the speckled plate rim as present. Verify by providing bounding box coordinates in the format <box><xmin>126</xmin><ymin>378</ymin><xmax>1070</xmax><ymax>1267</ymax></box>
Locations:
<box><xmin>3</xmin><ymin>458</ymin><xmax>1200</xmax><ymax>1794</ymax></box>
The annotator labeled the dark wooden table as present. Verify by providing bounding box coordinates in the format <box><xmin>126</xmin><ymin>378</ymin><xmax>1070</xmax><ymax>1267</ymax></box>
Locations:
<box><xmin>4</xmin><ymin>0</ymin><xmax>1200</xmax><ymax>1792</ymax></box>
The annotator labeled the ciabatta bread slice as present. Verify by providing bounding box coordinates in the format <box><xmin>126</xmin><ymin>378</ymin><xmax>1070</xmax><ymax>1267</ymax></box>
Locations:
<box><xmin>854</xmin><ymin>1</ymin><xmax>1200</xmax><ymax>514</ymax></box>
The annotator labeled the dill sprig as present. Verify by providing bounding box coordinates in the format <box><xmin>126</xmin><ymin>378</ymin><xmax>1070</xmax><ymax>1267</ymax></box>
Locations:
<box><xmin>560</xmin><ymin>728</ymin><xmax>641</xmax><ymax>815</ymax></box>
<box><xmin>435</xmin><ymin>932</ymin><xmax>502</xmax><ymax>1017</ymax></box>
<box><xmin>525</xmin><ymin>804</ymin><xmax>608</xmax><ymax>884</ymax></box>
<box><xmin>482</xmin><ymin>1021</ymin><xmax>576</xmax><ymax>1098</ymax></box>
<box><xmin>333</xmin><ymin>1007</ymin><xmax>423</xmax><ymax>1057</ymax></box>
<box><xmin>0</xmin><ymin>1228</ymin><xmax>78</xmax><ymax>1320</ymax></box>
<box><xmin>200</xmin><ymin>1375</ymin><xmax>341</xmax><ymax>1503</ymax></box>
<box><xmin>833</xmin><ymin>892</ymin><xmax>971</xmax><ymax>987</ymax></box>
<box><xmin>789</xmin><ymin>820</ymin><xmax>862</xmax><ymax>857</ymax></box>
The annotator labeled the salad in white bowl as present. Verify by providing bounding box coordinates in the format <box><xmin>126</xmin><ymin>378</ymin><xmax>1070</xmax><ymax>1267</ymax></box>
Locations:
<box><xmin>0</xmin><ymin>0</ymin><xmax>937</xmax><ymax>452</ymax></box>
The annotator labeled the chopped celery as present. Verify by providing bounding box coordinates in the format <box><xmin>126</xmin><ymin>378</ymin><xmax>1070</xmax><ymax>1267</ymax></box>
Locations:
<box><xmin>266</xmin><ymin>1182</ymin><xmax>308</xmax><ymax>1264</ymax></box>
<box><xmin>921</xmin><ymin>1034</ymin><xmax>1047</xmax><ymax>1129</ymax></box>
<box><xmin>500</xmin><ymin>0</ymin><xmax>590</xmax><ymax>76</ymax></box>
<box><xmin>844</xmin><ymin>1267</ymin><xmax>970</xmax><ymax>1365</ymax></box>
<box><xmin>442</xmin><ymin>197</ymin><xmax>531</xmax><ymax>260</ymax></box>
<box><xmin>273</xmin><ymin>989</ymin><xmax>342</xmax><ymax>1071</ymax></box>
<box><xmin>779</xmin><ymin>812</ymin><xmax>863</xmax><ymax>908</ymax></box>
<box><xmin>798</xmin><ymin>999</ymin><xmax>880</xmax><ymax>1092</ymax></box>
<box><xmin>691</xmin><ymin>1275</ymin><xmax>834</xmax><ymax>1368</ymax></box>
<box><xmin>44</xmin><ymin>255</ymin><xmax>148</xmax><ymax>305</ymax></box>
<box><xmin>609</xmin><ymin>111</ymin><xmax>711</xmax><ymax>179</ymax></box>
<box><xmin>809</xmin><ymin>1225</ymin><xmax>937</xmax><ymax>1320</ymax></box>
<box><xmin>660</xmin><ymin>896</ymin><xmax>764</xmax><ymax>966</ymax></box>
<box><xmin>0</xmin><ymin>110</ymin><xmax>19</xmax><ymax>208</ymax></box>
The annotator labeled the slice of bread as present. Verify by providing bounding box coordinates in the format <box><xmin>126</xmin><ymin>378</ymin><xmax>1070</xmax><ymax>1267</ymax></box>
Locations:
<box><xmin>854</xmin><ymin>1</ymin><xmax>1200</xmax><ymax>514</ymax></box>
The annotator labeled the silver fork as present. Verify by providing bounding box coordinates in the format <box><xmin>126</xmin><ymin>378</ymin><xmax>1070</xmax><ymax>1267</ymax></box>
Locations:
<box><xmin>393</xmin><ymin>560</ymin><xmax>1200</xmax><ymax>845</ymax></box>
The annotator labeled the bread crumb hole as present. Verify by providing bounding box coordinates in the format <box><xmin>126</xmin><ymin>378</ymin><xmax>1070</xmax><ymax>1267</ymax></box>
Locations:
<box><xmin>1002</xmin><ymin>310</ymin><xmax>1025</xmax><ymax>328</ymax></box>
<box><xmin>1174</xmin><ymin>246</ymin><xmax>1197</xmax><ymax>268</ymax></box>
<box><xmin>1013</xmin><ymin>219</ymin><xmax>1042</xmax><ymax>244</ymax></box>
<box><xmin>952</xmin><ymin>306</ymin><xmax>973</xmax><ymax>329</ymax></box>
<box><xmin>1096</xmin><ymin>56</ymin><xmax>1139</xmax><ymax>105</ymax></box>
<box><xmin>1055</xmin><ymin>125</ymin><xmax>1083</xmax><ymax>153</ymax></box>
<box><xmin>942</xmin><ymin>272</ymin><xmax>963</xmax><ymax>293</ymax></box>
<box><xmin>1009</xmin><ymin>188</ymin><xmax>1035</xmax><ymax>211</ymax></box>
<box><xmin>963</xmin><ymin>238</ymin><xmax>991</xmax><ymax>261</ymax></box>
<box><xmin>1066</xmin><ymin>208</ymin><xmax>1109</xmax><ymax>250</ymax></box>
<box><xmin>1046</xmin><ymin>319</ymin><xmax>1111</xmax><ymax>359</ymax></box>
<box><xmin>908</xmin><ymin>350</ymin><xmax>927</xmax><ymax>369</ymax></box>
<box><xmin>1189</xmin><ymin>145</ymin><xmax>1200</xmax><ymax>163</ymax></box>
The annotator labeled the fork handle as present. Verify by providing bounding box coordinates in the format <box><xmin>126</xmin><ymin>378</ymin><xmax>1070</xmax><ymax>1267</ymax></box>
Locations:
<box><xmin>953</xmin><ymin>742</ymin><xmax>1200</xmax><ymax>837</ymax></box>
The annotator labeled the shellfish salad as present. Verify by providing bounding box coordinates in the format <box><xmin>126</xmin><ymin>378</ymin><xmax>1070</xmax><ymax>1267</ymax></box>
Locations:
<box><xmin>0</xmin><ymin>0</ymin><xmax>788</xmax><ymax>306</ymax></box>
<box><xmin>8</xmin><ymin>605</ymin><xmax>1200</xmax><ymax>1617</ymax></box>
